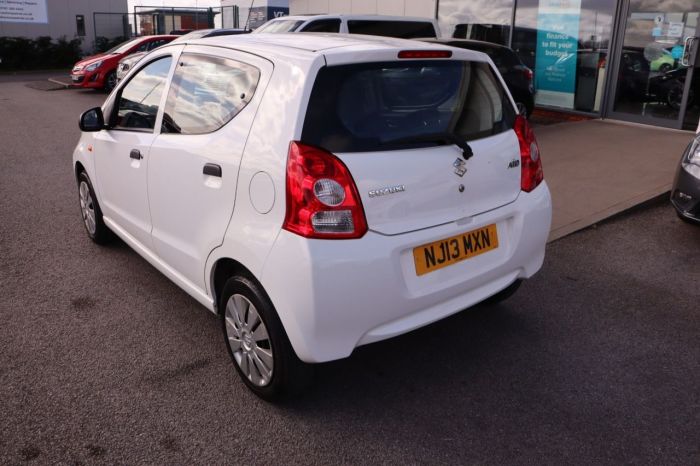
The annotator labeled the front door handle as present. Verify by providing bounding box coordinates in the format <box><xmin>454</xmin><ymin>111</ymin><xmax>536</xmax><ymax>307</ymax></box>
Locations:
<box><xmin>203</xmin><ymin>163</ymin><xmax>222</xmax><ymax>177</ymax></box>
<box><xmin>130</xmin><ymin>149</ymin><xmax>142</xmax><ymax>160</ymax></box>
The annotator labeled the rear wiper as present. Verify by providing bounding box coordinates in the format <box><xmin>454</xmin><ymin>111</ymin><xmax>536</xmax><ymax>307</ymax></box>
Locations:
<box><xmin>380</xmin><ymin>132</ymin><xmax>473</xmax><ymax>160</ymax></box>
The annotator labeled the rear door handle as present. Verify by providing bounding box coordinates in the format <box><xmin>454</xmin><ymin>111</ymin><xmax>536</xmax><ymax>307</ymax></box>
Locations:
<box><xmin>130</xmin><ymin>149</ymin><xmax>142</xmax><ymax>160</ymax></box>
<box><xmin>203</xmin><ymin>163</ymin><xmax>222</xmax><ymax>177</ymax></box>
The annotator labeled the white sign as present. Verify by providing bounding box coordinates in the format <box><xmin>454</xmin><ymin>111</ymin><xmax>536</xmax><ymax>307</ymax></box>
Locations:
<box><xmin>0</xmin><ymin>0</ymin><xmax>48</xmax><ymax>24</ymax></box>
<box><xmin>667</xmin><ymin>22</ymin><xmax>684</xmax><ymax>38</ymax></box>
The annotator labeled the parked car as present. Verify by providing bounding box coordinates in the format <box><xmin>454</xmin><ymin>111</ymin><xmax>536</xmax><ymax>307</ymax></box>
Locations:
<box><xmin>671</xmin><ymin>134</ymin><xmax>700</xmax><ymax>223</ymax></box>
<box><xmin>71</xmin><ymin>35</ymin><xmax>177</xmax><ymax>92</ymax></box>
<box><xmin>648</xmin><ymin>66</ymin><xmax>699</xmax><ymax>110</ymax></box>
<box><xmin>116</xmin><ymin>28</ymin><xmax>250</xmax><ymax>82</ymax></box>
<box><xmin>650</xmin><ymin>48</ymin><xmax>676</xmax><ymax>73</ymax></box>
<box><xmin>73</xmin><ymin>34</ymin><xmax>551</xmax><ymax>400</ymax></box>
<box><xmin>254</xmin><ymin>14</ymin><xmax>439</xmax><ymax>38</ymax></box>
<box><xmin>421</xmin><ymin>38</ymin><xmax>535</xmax><ymax>117</ymax></box>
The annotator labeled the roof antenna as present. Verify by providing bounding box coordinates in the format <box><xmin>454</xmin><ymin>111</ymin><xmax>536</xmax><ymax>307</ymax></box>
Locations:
<box><xmin>244</xmin><ymin>0</ymin><xmax>255</xmax><ymax>31</ymax></box>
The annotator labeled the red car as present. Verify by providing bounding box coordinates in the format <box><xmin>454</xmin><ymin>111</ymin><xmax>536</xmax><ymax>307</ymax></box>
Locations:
<box><xmin>70</xmin><ymin>35</ymin><xmax>177</xmax><ymax>91</ymax></box>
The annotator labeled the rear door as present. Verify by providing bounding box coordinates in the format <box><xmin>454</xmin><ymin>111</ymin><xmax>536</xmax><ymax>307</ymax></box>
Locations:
<box><xmin>146</xmin><ymin>46</ymin><xmax>272</xmax><ymax>290</ymax></box>
<box><xmin>301</xmin><ymin>57</ymin><xmax>521</xmax><ymax>235</ymax></box>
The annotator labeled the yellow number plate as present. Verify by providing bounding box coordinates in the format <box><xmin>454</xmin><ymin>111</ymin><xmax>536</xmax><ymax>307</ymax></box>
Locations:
<box><xmin>413</xmin><ymin>224</ymin><xmax>499</xmax><ymax>276</ymax></box>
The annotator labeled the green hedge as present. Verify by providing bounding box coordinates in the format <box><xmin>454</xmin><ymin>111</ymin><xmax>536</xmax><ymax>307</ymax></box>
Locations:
<box><xmin>0</xmin><ymin>36</ymin><xmax>82</xmax><ymax>71</ymax></box>
<box><xmin>93</xmin><ymin>36</ymin><xmax>128</xmax><ymax>54</ymax></box>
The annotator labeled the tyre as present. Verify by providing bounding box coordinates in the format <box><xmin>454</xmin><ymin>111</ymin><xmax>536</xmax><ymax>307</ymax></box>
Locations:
<box><xmin>658</xmin><ymin>63</ymin><xmax>672</xmax><ymax>73</ymax></box>
<box><xmin>482</xmin><ymin>279</ymin><xmax>522</xmax><ymax>306</ymax></box>
<box><xmin>220</xmin><ymin>275</ymin><xmax>313</xmax><ymax>400</ymax></box>
<box><xmin>103</xmin><ymin>70</ymin><xmax>117</xmax><ymax>93</ymax></box>
<box><xmin>77</xmin><ymin>171</ymin><xmax>113</xmax><ymax>245</ymax></box>
<box><xmin>677</xmin><ymin>211</ymin><xmax>700</xmax><ymax>225</ymax></box>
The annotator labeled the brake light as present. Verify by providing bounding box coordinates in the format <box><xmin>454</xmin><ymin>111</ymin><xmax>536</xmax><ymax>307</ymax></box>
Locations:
<box><xmin>283</xmin><ymin>142</ymin><xmax>368</xmax><ymax>239</ymax></box>
<box><xmin>398</xmin><ymin>50</ymin><xmax>452</xmax><ymax>59</ymax></box>
<box><xmin>522</xmin><ymin>66</ymin><xmax>533</xmax><ymax>82</ymax></box>
<box><xmin>514</xmin><ymin>115</ymin><xmax>544</xmax><ymax>192</ymax></box>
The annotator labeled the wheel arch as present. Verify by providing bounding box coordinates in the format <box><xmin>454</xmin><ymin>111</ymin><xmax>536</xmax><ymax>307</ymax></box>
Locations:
<box><xmin>210</xmin><ymin>257</ymin><xmax>258</xmax><ymax>314</ymax></box>
<box><xmin>75</xmin><ymin>161</ymin><xmax>86</xmax><ymax>183</ymax></box>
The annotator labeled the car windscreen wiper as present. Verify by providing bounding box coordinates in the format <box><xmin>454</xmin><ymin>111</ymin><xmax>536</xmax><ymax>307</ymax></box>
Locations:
<box><xmin>380</xmin><ymin>132</ymin><xmax>474</xmax><ymax>160</ymax></box>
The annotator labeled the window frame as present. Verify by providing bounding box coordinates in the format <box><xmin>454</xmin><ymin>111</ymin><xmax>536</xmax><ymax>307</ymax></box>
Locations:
<box><xmin>159</xmin><ymin>52</ymin><xmax>262</xmax><ymax>136</ymax></box>
<box><xmin>108</xmin><ymin>54</ymin><xmax>176</xmax><ymax>133</ymax></box>
<box><xmin>300</xmin><ymin>59</ymin><xmax>516</xmax><ymax>153</ymax></box>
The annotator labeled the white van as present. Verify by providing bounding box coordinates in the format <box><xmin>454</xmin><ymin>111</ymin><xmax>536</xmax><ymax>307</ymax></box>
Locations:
<box><xmin>253</xmin><ymin>14</ymin><xmax>440</xmax><ymax>38</ymax></box>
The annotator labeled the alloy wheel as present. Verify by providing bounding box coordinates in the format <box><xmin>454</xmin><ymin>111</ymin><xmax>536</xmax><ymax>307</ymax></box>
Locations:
<box><xmin>224</xmin><ymin>294</ymin><xmax>274</xmax><ymax>387</ymax></box>
<box><xmin>79</xmin><ymin>181</ymin><xmax>96</xmax><ymax>235</ymax></box>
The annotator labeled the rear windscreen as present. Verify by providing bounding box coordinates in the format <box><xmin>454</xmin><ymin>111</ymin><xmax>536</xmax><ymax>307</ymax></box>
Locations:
<box><xmin>301</xmin><ymin>60</ymin><xmax>516</xmax><ymax>153</ymax></box>
<box><xmin>347</xmin><ymin>20</ymin><xmax>437</xmax><ymax>39</ymax></box>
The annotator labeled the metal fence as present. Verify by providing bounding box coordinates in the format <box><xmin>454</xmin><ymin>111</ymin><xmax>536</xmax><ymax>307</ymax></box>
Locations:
<box><xmin>93</xmin><ymin>6</ymin><xmax>242</xmax><ymax>50</ymax></box>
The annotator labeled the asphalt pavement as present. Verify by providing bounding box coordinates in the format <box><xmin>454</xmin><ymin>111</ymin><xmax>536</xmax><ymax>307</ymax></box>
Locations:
<box><xmin>1</xmin><ymin>80</ymin><xmax>699</xmax><ymax>465</ymax></box>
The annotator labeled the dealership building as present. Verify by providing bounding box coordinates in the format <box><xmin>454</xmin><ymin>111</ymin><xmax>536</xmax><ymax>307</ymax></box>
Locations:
<box><xmin>0</xmin><ymin>0</ymin><xmax>128</xmax><ymax>53</ymax></box>
<box><xmin>289</xmin><ymin>0</ymin><xmax>700</xmax><ymax>132</ymax></box>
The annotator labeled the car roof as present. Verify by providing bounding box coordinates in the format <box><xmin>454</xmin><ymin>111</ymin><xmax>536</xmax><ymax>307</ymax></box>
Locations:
<box><xmin>140</xmin><ymin>34</ymin><xmax>178</xmax><ymax>40</ymax></box>
<box><xmin>266</xmin><ymin>14</ymin><xmax>436</xmax><ymax>23</ymax></box>
<box><xmin>195</xmin><ymin>32</ymin><xmax>449</xmax><ymax>55</ymax></box>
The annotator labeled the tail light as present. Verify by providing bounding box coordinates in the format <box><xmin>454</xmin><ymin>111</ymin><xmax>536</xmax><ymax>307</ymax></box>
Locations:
<box><xmin>522</xmin><ymin>66</ymin><xmax>533</xmax><ymax>82</ymax></box>
<box><xmin>283</xmin><ymin>142</ymin><xmax>368</xmax><ymax>239</ymax></box>
<box><xmin>514</xmin><ymin>115</ymin><xmax>544</xmax><ymax>192</ymax></box>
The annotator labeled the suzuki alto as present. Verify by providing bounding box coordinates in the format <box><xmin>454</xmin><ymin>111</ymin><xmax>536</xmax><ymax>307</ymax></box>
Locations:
<box><xmin>73</xmin><ymin>33</ymin><xmax>552</xmax><ymax>400</ymax></box>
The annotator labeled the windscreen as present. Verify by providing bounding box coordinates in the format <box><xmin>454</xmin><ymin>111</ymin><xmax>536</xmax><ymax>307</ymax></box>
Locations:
<box><xmin>301</xmin><ymin>60</ymin><xmax>516</xmax><ymax>153</ymax></box>
<box><xmin>255</xmin><ymin>19</ymin><xmax>304</xmax><ymax>33</ymax></box>
<box><xmin>107</xmin><ymin>38</ymin><xmax>143</xmax><ymax>54</ymax></box>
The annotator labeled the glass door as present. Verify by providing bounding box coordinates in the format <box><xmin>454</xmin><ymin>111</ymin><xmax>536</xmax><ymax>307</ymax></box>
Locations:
<box><xmin>607</xmin><ymin>1</ymin><xmax>700</xmax><ymax>130</ymax></box>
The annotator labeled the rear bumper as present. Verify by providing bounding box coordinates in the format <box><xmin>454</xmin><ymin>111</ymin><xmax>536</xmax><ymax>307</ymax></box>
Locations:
<box><xmin>261</xmin><ymin>182</ymin><xmax>552</xmax><ymax>363</ymax></box>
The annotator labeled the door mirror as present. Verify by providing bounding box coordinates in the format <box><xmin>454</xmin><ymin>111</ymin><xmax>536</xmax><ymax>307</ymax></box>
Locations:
<box><xmin>79</xmin><ymin>107</ymin><xmax>105</xmax><ymax>132</ymax></box>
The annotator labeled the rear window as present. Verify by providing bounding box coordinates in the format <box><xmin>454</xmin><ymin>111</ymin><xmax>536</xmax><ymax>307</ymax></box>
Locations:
<box><xmin>347</xmin><ymin>20</ymin><xmax>437</xmax><ymax>39</ymax></box>
<box><xmin>300</xmin><ymin>19</ymin><xmax>341</xmax><ymax>33</ymax></box>
<box><xmin>301</xmin><ymin>60</ymin><xmax>515</xmax><ymax>153</ymax></box>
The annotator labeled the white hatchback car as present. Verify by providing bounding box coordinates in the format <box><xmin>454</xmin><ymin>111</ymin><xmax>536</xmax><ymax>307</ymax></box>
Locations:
<box><xmin>73</xmin><ymin>33</ymin><xmax>551</xmax><ymax>400</ymax></box>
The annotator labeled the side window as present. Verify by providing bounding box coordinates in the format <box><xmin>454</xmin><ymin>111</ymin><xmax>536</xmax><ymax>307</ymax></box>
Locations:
<box><xmin>113</xmin><ymin>56</ymin><xmax>172</xmax><ymax>131</ymax></box>
<box><xmin>161</xmin><ymin>54</ymin><xmax>260</xmax><ymax>135</ymax></box>
<box><xmin>136</xmin><ymin>42</ymin><xmax>149</xmax><ymax>52</ymax></box>
<box><xmin>300</xmin><ymin>19</ymin><xmax>341</xmax><ymax>33</ymax></box>
<box><xmin>346</xmin><ymin>20</ymin><xmax>437</xmax><ymax>39</ymax></box>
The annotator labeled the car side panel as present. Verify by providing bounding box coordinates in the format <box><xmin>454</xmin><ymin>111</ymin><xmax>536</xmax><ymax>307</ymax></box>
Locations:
<box><xmin>204</xmin><ymin>52</ymin><xmax>326</xmax><ymax>301</ymax></box>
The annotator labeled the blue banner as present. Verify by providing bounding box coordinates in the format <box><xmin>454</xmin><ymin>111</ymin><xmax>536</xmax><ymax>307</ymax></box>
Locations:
<box><xmin>534</xmin><ymin>0</ymin><xmax>581</xmax><ymax>108</ymax></box>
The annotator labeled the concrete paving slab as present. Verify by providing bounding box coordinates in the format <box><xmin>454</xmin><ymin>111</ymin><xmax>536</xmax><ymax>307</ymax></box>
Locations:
<box><xmin>535</xmin><ymin>119</ymin><xmax>694</xmax><ymax>241</ymax></box>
